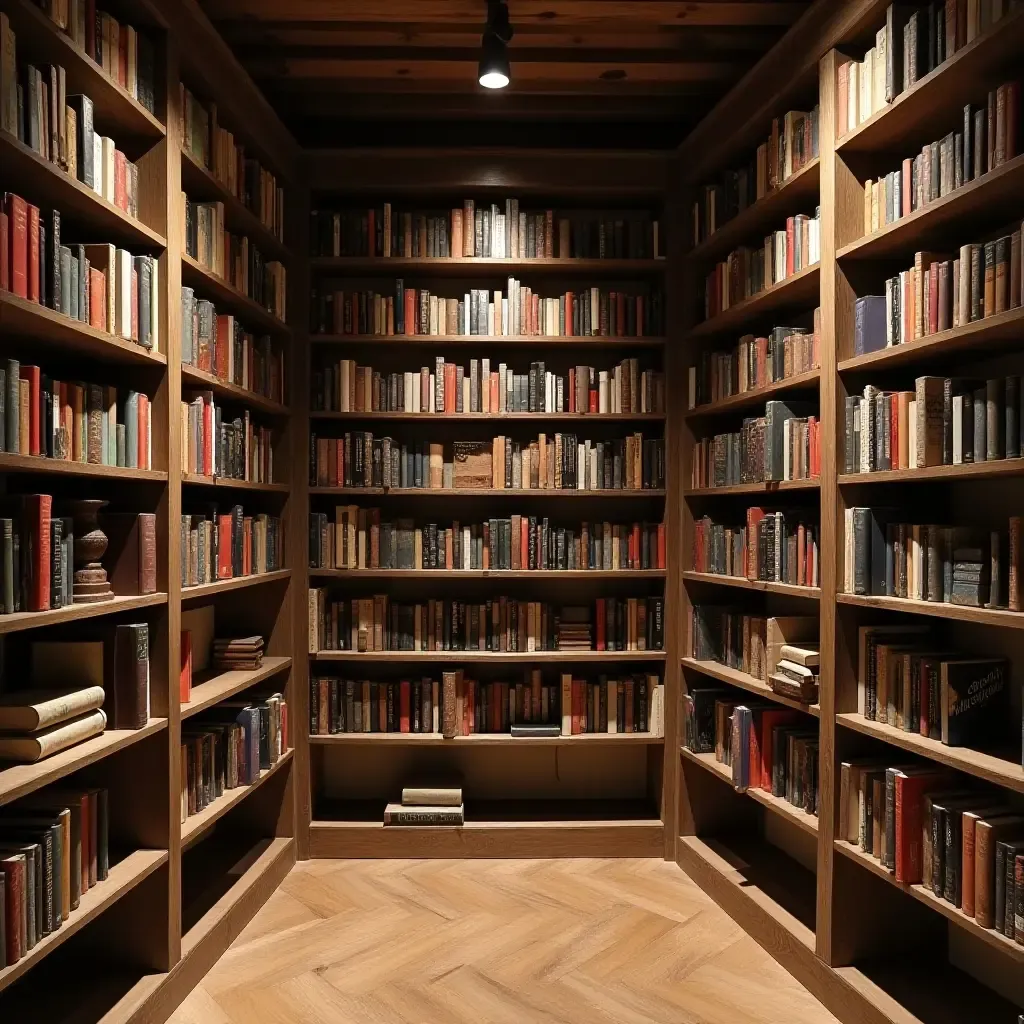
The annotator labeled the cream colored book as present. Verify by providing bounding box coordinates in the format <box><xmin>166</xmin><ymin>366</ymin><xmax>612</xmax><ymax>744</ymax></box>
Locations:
<box><xmin>0</xmin><ymin>709</ymin><xmax>107</xmax><ymax>762</ymax></box>
<box><xmin>0</xmin><ymin>686</ymin><xmax>105</xmax><ymax>732</ymax></box>
<box><xmin>401</xmin><ymin>787</ymin><xmax>463</xmax><ymax>807</ymax></box>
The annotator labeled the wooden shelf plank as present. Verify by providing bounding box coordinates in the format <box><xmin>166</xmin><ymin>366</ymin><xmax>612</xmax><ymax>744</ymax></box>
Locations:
<box><xmin>181</xmin><ymin>570</ymin><xmax>292</xmax><ymax>601</ymax></box>
<box><xmin>0</xmin><ymin>718</ymin><xmax>167</xmax><ymax>806</ymax></box>
<box><xmin>834</xmin><ymin>841</ymin><xmax>1024</xmax><ymax>965</ymax></box>
<box><xmin>836</xmin><ymin>713</ymin><xmax>1024</xmax><ymax>794</ymax></box>
<box><xmin>0</xmin><ymin>592</ymin><xmax>168</xmax><ymax>636</ymax></box>
<box><xmin>680</xmin><ymin>746</ymin><xmax>819</xmax><ymax>837</ymax></box>
<box><xmin>685</xmin><ymin>368</ymin><xmax>821</xmax><ymax>420</ymax></box>
<box><xmin>310</xmin><ymin>333</ymin><xmax>666</xmax><ymax>349</ymax></box>
<box><xmin>0</xmin><ymin>849</ymin><xmax>168</xmax><ymax>994</ymax></box>
<box><xmin>309</xmin><ymin>568</ymin><xmax>666</xmax><ymax>581</ymax></box>
<box><xmin>0</xmin><ymin>452</ymin><xmax>167</xmax><ymax>482</ymax></box>
<box><xmin>310</xmin><ymin>256</ymin><xmax>667</xmax><ymax>276</ymax></box>
<box><xmin>681</xmin><ymin>657</ymin><xmax>820</xmax><ymax>717</ymax></box>
<box><xmin>839</xmin><ymin>460</ymin><xmax>1024</xmax><ymax>485</ymax></box>
<box><xmin>310</xmin><ymin>732</ymin><xmax>663</xmax><ymax>747</ymax></box>
<box><xmin>181</xmin><ymin>364</ymin><xmax>288</xmax><ymax>417</ymax></box>
<box><xmin>688</xmin><ymin>158</ymin><xmax>821</xmax><ymax>266</ymax></box>
<box><xmin>181</xmin><ymin>657</ymin><xmax>292</xmax><ymax>720</ymax></box>
<box><xmin>0</xmin><ymin>289</ymin><xmax>167</xmax><ymax>366</ymax></box>
<box><xmin>311</xmin><ymin>650</ymin><xmax>667</xmax><ymax>665</ymax></box>
<box><xmin>181</xmin><ymin>473</ymin><xmax>290</xmax><ymax>493</ymax></box>
<box><xmin>310</xmin><ymin>487</ymin><xmax>666</xmax><ymax>499</ymax></box>
<box><xmin>181</xmin><ymin>253</ymin><xmax>290</xmax><ymax>338</ymax></box>
<box><xmin>682</xmin><ymin>571</ymin><xmax>821</xmax><ymax>599</ymax></box>
<box><xmin>309</xmin><ymin>411</ymin><xmax>665</xmax><ymax>423</ymax></box>
<box><xmin>836</xmin><ymin>592</ymin><xmax>1024</xmax><ymax>629</ymax></box>
<box><xmin>180</xmin><ymin>751</ymin><xmax>294</xmax><ymax>851</ymax></box>
<box><xmin>684</xmin><ymin>478</ymin><xmax>820</xmax><ymax>496</ymax></box>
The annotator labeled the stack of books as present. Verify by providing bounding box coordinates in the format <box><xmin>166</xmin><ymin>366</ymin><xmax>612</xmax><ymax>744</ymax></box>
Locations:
<box><xmin>384</xmin><ymin>784</ymin><xmax>464</xmax><ymax>827</ymax></box>
<box><xmin>770</xmin><ymin>643</ymin><xmax>821</xmax><ymax>704</ymax></box>
<box><xmin>212</xmin><ymin>636</ymin><xmax>264</xmax><ymax>671</ymax></box>
<box><xmin>556</xmin><ymin>607</ymin><xmax>593</xmax><ymax>651</ymax></box>
<box><xmin>0</xmin><ymin>685</ymin><xmax>107</xmax><ymax>763</ymax></box>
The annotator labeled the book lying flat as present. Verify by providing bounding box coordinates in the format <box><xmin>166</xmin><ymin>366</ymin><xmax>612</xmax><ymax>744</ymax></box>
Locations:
<box><xmin>0</xmin><ymin>709</ymin><xmax>107</xmax><ymax>762</ymax></box>
<box><xmin>384</xmin><ymin>803</ymin><xmax>464</xmax><ymax>826</ymax></box>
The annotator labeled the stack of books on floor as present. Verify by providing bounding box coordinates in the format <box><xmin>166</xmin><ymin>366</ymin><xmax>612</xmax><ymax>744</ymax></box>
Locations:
<box><xmin>384</xmin><ymin>783</ymin><xmax>465</xmax><ymax>827</ymax></box>
<box><xmin>770</xmin><ymin>643</ymin><xmax>820</xmax><ymax>704</ymax></box>
<box><xmin>212</xmin><ymin>636</ymin><xmax>265</xmax><ymax>671</ymax></box>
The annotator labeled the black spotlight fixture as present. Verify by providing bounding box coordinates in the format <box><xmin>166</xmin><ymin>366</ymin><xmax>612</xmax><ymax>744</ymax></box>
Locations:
<box><xmin>479</xmin><ymin>0</ymin><xmax>513</xmax><ymax>89</ymax></box>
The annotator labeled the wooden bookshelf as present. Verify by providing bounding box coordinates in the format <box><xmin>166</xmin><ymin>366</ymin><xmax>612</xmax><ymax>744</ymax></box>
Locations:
<box><xmin>310</xmin><ymin>333</ymin><xmax>666</xmax><ymax>349</ymax></box>
<box><xmin>836</xmin><ymin>592</ymin><xmax>1024</xmax><ymax>630</ymax></box>
<box><xmin>681</xmin><ymin>571</ymin><xmax>821</xmax><ymax>599</ymax></box>
<box><xmin>681</xmin><ymin>657</ymin><xmax>821</xmax><ymax>718</ymax></box>
<box><xmin>181</xmin><ymin>657</ymin><xmax>293</xmax><ymax>720</ymax></box>
<box><xmin>311</xmin><ymin>650</ymin><xmax>668</xmax><ymax>665</ymax></box>
<box><xmin>309</xmin><ymin>487</ymin><xmax>668</xmax><ymax>500</ymax></box>
<box><xmin>0</xmin><ymin>593</ymin><xmax>169</xmax><ymax>636</ymax></box>
<box><xmin>838</xmin><ymin>460</ymin><xmax>1024</xmax><ymax>485</ymax></box>
<box><xmin>0</xmin><ymin>452</ymin><xmax>168</xmax><ymax>482</ymax></box>
<box><xmin>180</xmin><ymin>364</ymin><xmax>289</xmax><ymax>417</ymax></box>
<box><xmin>309</xmin><ymin>568</ymin><xmax>667</xmax><ymax>581</ymax></box>
<box><xmin>310</xmin><ymin>411</ymin><xmax>665</xmax><ymax>423</ymax></box>
<box><xmin>685</xmin><ymin>367</ymin><xmax>821</xmax><ymax>419</ymax></box>
<box><xmin>310</xmin><ymin>732</ymin><xmax>663</xmax><ymax>747</ymax></box>
<box><xmin>683</xmin><ymin>478</ymin><xmax>820</xmax><ymax>496</ymax></box>
<box><xmin>180</xmin><ymin>569</ymin><xmax>293</xmax><ymax>601</ymax></box>
<box><xmin>310</xmin><ymin>256</ymin><xmax>667</xmax><ymax>276</ymax></box>
<box><xmin>181</xmin><ymin>474</ymin><xmax>291</xmax><ymax>493</ymax></box>
<box><xmin>181</xmin><ymin>253</ymin><xmax>290</xmax><ymax>339</ymax></box>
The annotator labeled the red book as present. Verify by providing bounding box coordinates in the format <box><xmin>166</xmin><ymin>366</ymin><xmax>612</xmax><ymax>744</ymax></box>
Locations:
<box><xmin>589</xmin><ymin>389</ymin><xmax>597</xmax><ymax>413</ymax></box>
<box><xmin>745</xmin><ymin>507</ymin><xmax>766</xmax><ymax>580</ymax></box>
<box><xmin>203</xmin><ymin>396</ymin><xmax>213</xmax><ymax>475</ymax></box>
<box><xmin>215</xmin><ymin>315</ymin><xmax>233</xmax><ymax>379</ymax></box>
<box><xmin>0</xmin><ymin>210</ymin><xmax>8</xmax><ymax>290</ymax></box>
<box><xmin>902</xmin><ymin>159</ymin><xmax>913</xmax><ymax>217</ymax></box>
<box><xmin>217</xmin><ymin>515</ymin><xmax>233</xmax><ymax>578</ymax></box>
<box><xmin>759</xmin><ymin>709</ymin><xmax>801</xmax><ymax>790</ymax></box>
<box><xmin>521</xmin><ymin>517</ymin><xmax>528</xmax><ymax>569</ymax></box>
<box><xmin>25</xmin><ymin>493</ymin><xmax>52</xmax><ymax>610</ymax></box>
<box><xmin>571</xmin><ymin>680</ymin><xmax>581</xmax><ymax>735</ymax></box>
<box><xmin>242</xmin><ymin>517</ymin><xmax>252</xmax><ymax>575</ymax></box>
<box><xmin>180</xmin><ymin>630</ymin><xmax>192</xmax><ymax>703</ymax></box>
<box><xmin>6</xmin><ymin>194</ymin><xmax>28</xmax><ymax>298</ymax></box>
<box><xmin>89</xmin><ymin>268</ymin><xmax>106</xmax><ymax>330</ymax></box>
<box><xmin>595</xmin><ymin>597</ymin><xmax>606</xmax><ymax>651</ymax></box>
<box><xmin>1</xmin><ymin>853</ymin><xmax>26</xmax><ymax>963</ymax></box>
<box><xmin>398</xmin><ymin>679</ymin><xmax>410</xmax><ymax>732</ymax></box>
<box><xmin>895</xmin><ymin>769</ymin><xmax>948</xmax><ymax>883</ymax></box>
<box><xmin>27</xmin><ymin>203</ymin><xmax>40</xmax><ymax>302</ymax></box>
<box><xmin>785</xmin><ymin>216</ymin><xmax>796</xmax><ymax>277</ymax></box>
<box><xmin>928</xmin><ymin>263</ymin><xmax>939</xmax><ymax>334</ymax></box>
<box><xmin>19</xmin><ymin>365</ymin><xmax>41</xmax><ymax>456</ymax></box>
<box><xmin>565</xmin><ymin>291</ymin><xmax>574</xmax><ymax>336</ymax></box>
<box><xmin>444</xmin><ymin>363</ymin><xmax>456</xmax><ymax>413</ymax></box>
<box><xmin>403</xmin><ymin>289</ymin><xmax>415</xmax><ymax>336</ymax></box>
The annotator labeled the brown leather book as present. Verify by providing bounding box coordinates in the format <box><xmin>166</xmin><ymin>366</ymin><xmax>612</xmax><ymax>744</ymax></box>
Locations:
<box><xmin>109</xmin><ymin>623</ymin><xmax>150</xmax><ymax>730</ymax></box>
<box><xmin>983</xmin><ymin>240</ymin><xmax>996</xmax><ymax>317</ymax></box>
<box><xmin>103</xmin><ymin>512</ymin><xmax>157</xmax><ymax>595</ymax></box>
<box><xmin>975</xmin><ymin>815</ymin><xmax>1024</xmax><ymax>928</ymax></box>
<box><xmin>441</xmin><ymin>670</ymin><xmax>458</xmax><ymax>739</ymax></box>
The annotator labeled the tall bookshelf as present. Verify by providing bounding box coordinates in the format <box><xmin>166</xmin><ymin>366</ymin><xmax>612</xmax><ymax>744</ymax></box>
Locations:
<box><xmin>674</xmin><ymin>5</ymin><xmax>1024</xmax><ymax>1024</ymax></box>
<box><xmin>0</xmin><ymin>1</ymin><xmax>299</xmax><ymax>1020</ymax></box>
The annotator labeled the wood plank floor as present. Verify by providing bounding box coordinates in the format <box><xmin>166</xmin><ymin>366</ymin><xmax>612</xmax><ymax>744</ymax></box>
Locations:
<box><xmin>169</xmin><ymin>859</ymin><xmax>839</xmax><ymax>1024</ymax></box>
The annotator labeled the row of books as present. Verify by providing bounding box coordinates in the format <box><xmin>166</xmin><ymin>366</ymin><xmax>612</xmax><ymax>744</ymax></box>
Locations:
<box><xmin>312</xmin><ymin>358</ymin><xmax>664</xmax><ymax>416</ymax></box>
<box><xmin>702</xmin><ymin>210</ymin><xmax>821</xmax><ymax>321</ymax></box>
<box><xmin>309</xmin><ymin>511</ymin><xmax>666</xmax><ymax>572</ymax></box>
<box><xmin>686</xmin><ymin>316</ymin><xmax>821</xmax><ymax>410</ymax></box>
<box><xmin>179</xmin><ymin>84</ymin><xmax>286</xmax><ymax>242</ymax></box>
<box><xmin>862</xmin><ymin>80</ymin><xmax>1020</xmax><ymax>238</ymax></box>
<box><xmin>691</xmin><ymin>105</ymin><xmax>821</xmax><ymax>247</ymax></box>
<box><xmin>0</xmin><ymin>786</ymin><xmax>110</xmax><ymax>966</ymax></box>
<box><xmin>1</xmin><ymin>360</ymin><xmax>152</xmax><ymax>469</ymax></box>
<box><xmin>692</xmin><ymin>510</ymin><xmax>821</xmax><ymax>589</ymax></box>
<box><xmin>180</xmin><ymin>288</ymin><xmax>286</xmax><ymax>404</ymax></box>
<box><xmin>307</xmin><ymin>593</ymin><xmax>665</xmax><ymax>654</ymax></box>
<box><xmin>690</xmin><ymin>400</ymin><xmax>821</xmax><ymax>488</ymax></box>
<box><xmin>180</xmin><ymin>392</ymin><xmax>276</xmax><ymax>484</ymax></box>
<box><xmin>181</xmin><ymin>693</ymin><xmax>289</xmax><ymax>824</ymax></box>
<box><xmin>182</xmin><ymin>194</ymin><xmax>287</xmax><ymax>321</ymax></box>
<box><xmin>843</xmin><ymin>375</ymin><xmax>1022</xmax><ymax>474</ymax></box>
<box><xmin>838</xmin><ymin>760</ymin><xmax>1024</xmax><ymax>942</ymax></box>
<box><xmin>310</xmin><ymin>283</ymin><xmax>664</xmax><ymax>339</ymax></box>
<box><xmin>180</xmin><ymin>507</ymin><xmax>284</xmax><ymax>588</ymax></box>
<box><xmin>308</xmin><ymin>433</ymin><xmax>666</xmax><ymax>492</ymax></box>
<box><xmin>684</xmin><ymin>686</ymin><xmax>819</xmax><ymax>814</ymax></box>
<box><xmin>843</xmin><ymin>512</ymin><xmax>1021</xmax><ymax>610</ymax></box>
<box><xmin>309</xmin><ymin>203</ymin><xmax>663</xmax><ymax>260</ymax></box>
<box><xmin>1</xmin><ymin>193</ymin><xmax>160</xmax><ymax>351</ymax></box>
<box><xmin>310</xmin><ymin>672</ymin><xmax>664</xmax><ymax>738</ymax></box>
<box><xmin>853</xmin><ymin>227</ymin><xmax>1024</xmax><ymax>354</ymax></box>
<box><xmin>2</xmin><ymin>500</ymin><xmax>156</xmax><ymax>614</ymax></box>
<box><xmin>837</xmin><ymin>1</ymin><xmax>1016</xmax><ymax>138</ymax></box>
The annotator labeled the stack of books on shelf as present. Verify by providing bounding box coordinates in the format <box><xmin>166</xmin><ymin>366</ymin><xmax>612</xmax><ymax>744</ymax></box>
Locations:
<box><xmin>307</xmin><ymin>594</ymin><xmax>664</xmax><ymax>654</ymax></box>
<box><xmin>309</xmin><ymin>511</ymin><xmax>665</xmax><ymax>572</ymax></box>
<box><xmin>692</xmin><ymin>508</ymin><xmax>820</xmax><ymax>587</ymax></box>
<box><xmin>308</xmin><ymin>432</ymin><xmax>665</xmax><ymax>492</ymax></box>
<box><xmin>691</xmin><ymin>399</ymin><xmax>821</xmax><ymax>488</ymax></box>
<box><xmin>691</xmin><ymin>105</ymin><xmax>820</xmax><ymax>246</ymax></box>
<box><xmin>0</xmin><ymin>194</ymin><xmax>161</xmax><ymax>351</ymax></box>
<box><xmin>770</xmin><ymin>643</ymin><xmax>820</xmax><ymax>705</ymax></box>
<box><xmin>838</xmin><ymin>761</ymin><xmax>1024</xmax><ymax>943</ymax></box>
<box><xmin>2</xmin><ymin>360</ymin><xmax>153</xmax><ymax>469</ymax></box>
<box><xmin>0</xmin><ymin>682</ymin><xmax>106</xmax><ymax>764</ymax></box>
<box><xmin>843</xmin><ymin>375</ymin><xmax>1022</xmax><ymax>472</ymax></box>
<box><xmin>843</xmin><ymin>511</ymin><xmax>1021</xmax><ymax>609</ymax></box>
<box><xmin>212</xmin><ymin>635</ymin><xmax>264</xmax><ymax>672</ymax></box>
<box><xmin>180</xmin><ymin>506</ymin><xmax>284</xmax><ymax>587</ymax></box>
<box><xmin>181</xmin><ymin>392</ymin><xmax>276</xmax><ymax>484</ymax></box>
<box><xmin>311</xmin><ymin>282</ymin><xmax>663</xmax><ymax>339</ymax></box>
<box><xmin>686</xmin><ymin>314</ymin><xmax>821</xmax><ymax>409</ymax></box>
<box><xmin>702</xmin><ymin>209</ymin><xmax>821</xmax><ymax>320</ymax></box>
<box><xmin>0</xmin><ymin>786</ymin><xmax>110</xmax><ymax>965</ymax></box>
<box><xmin>384</xmin><ymin>784</ymin><xmax>464</xmax><ymax>827</ymax></box>
<box><xmin>310</xmin><ymin>201</ymin><xmax>662</xmax><ymax>260</ymax></box>
<box><xmin>312</xmin><ymin>356</ymin><xmax>664</xmax><ymax>416</ymax></box>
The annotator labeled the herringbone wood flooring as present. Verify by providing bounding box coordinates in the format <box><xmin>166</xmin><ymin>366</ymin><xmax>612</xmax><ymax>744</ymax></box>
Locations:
<box><xmin>169</xmin><ymin>859</ymin><xmax>840</xmax><ymax>1024</ymax></box>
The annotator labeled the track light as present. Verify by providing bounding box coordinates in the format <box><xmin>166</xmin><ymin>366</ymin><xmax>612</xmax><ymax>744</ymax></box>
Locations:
<box><xmin>479</xmin><ymin>0</ymin><xmax>513</xmax><ymax>89</ymax></box>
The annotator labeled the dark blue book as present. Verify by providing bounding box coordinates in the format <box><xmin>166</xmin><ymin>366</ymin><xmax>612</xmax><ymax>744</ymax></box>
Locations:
<box><xmin>854</xmin><ymin>295</ymin><xmax>887</xmax><ymax>355</ymax></box>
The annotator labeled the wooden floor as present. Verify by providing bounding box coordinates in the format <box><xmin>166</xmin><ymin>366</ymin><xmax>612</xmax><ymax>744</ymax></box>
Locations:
<box><xmin>169</xmin><ymin>859</ymin><xmax>839</xmax><ymax>1024</ymax></box>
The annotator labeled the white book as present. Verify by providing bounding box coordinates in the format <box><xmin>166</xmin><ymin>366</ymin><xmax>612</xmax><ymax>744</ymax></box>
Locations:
<box><xmin>859</xmin><ymin>51</ymin><xmax>873</xmax><ymax>125</ymax></box>
<box><xmin>847</xmin><ymin>60</ymin><xmax>859</xmax><ymax>132</ymax></box>
<box><xmin>874</xmin><ymin>28</ymin><xmax>887</xmax><ymax>111</ymax></box>
<box><xmin>501</xmin><ymin>297</ymin><xmax>508</xmax><ymax>335</ymax></box>
<box><xmin>114</xmin><ymin>248</ymin><xmax>133</xmax><ymax>338</ymax></box>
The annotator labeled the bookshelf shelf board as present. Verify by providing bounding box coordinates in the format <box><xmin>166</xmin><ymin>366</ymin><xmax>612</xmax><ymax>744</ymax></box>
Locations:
<box><xmin>310</xmin><ymin>487</ymin><xmax>667</xmax><ymax>500</ymax></box>
<box><xmin>180</xmin><ymin>364</ymin><xmax>289</xmax><ymax>417</ymax></box>
<box><xmin>683</xmin><ymin>478</ymin><xmax>820</xmax><ymax>497</ymax></box>
<box><xmin>681</xmin><ymin>657</ymin><xmax>820</xmax><ymax>718</ymax></box>
<box><xmin>0</xmin><ymin>848</ymin><xmax>169</xmax><ymax>995</ymax></box>
<box><xmin>837</xmin><ymin>306</ymin><xmax>1024</xmax><ymax>374</ymax></box>
<box><xmin>0</xmin><ymin>290</ymin><xmax>167</xmax><ymax>366</ymax></box>
<box><xmin>0</xmin><ymin>592</ymin><xmax>168</xmax><ymax>636</ymax></box>
<box><xmin>833</xmin><ymin>841</ymin><xmax>1024</xmax><ymax>966</ymax></box>
<box><xmin>684</xmin><ymin>265</ymin><xmax>821</xmax><ymax>342</ymax></box>
<box><xmin>0</xmin><ymin>452</ymin><xmax>167</xmax><ymax>482</ymax></box>
<box><xmin>181</xmin><ymin>253</ymin><xmax>290</xmax><ymax>339</ymax></box>
<box><xmin>680</xmin><ymin>746</ymin><xmax>819</xmax><ymax>837</ymax></box>
<box><xmin>836</xmin><ymin>8</ymin><xmax>1024</xmax><ymax>156</ymax></box>
<box><xmin>181</xmin><ymin>473</ymin><xmax>291</xmax><ymax>494</ymax></box>
<box><xmin>0</xmin><ymin>131</ymin><xmax>167</xmax><ymax>249</ymax></box>
<box><xmin>310</xmin><ymin>732</ymin><xmax>663</xmax><ymax>747</ymax></box>
<box><xmin>180</xmin><ymin>149</ymin><xmax>290</xmax><ymax>264</ymax></box>
<box><xmin>839</xmin><ymin>460</ymin><xmax>1024</xmax><ymax>485</ymax></box>
<box><xmin>836</xmin><ymin>713</ymin><xmax>1024</xmax><ymax>794</ymax></box>
<box><xmin>2</xmin><ymin>0</ymin><xmax>166</xmax><ymax>141</ymax></box>
<box><xmin>685</xmin><ymin>368</ymin><xmax>821</xmax><ymax>420</ymax></box>
<box><xmin>310</xmin><ymin>333</ymin><xmax>666</xmax><ymax>349</ymax></box>
<box><xmin>309</xmin><ymin>256</ymin><xmax>667</xmax><ymax>276</ymax></box>
<box><xmin>688</xmin><ymin>158</ymin><xmax>822</xmax><ymax>266</ymax></box>
<box><xmin>682</xmin><ymin>572</ymin><xmax>821</xmax><ymax>600</ymax></box>
<box><xmin>0</xmin><ymin>717</ymin><xmax>167</xmax><ymax>807</ymax></box>
<box><xmin>837</xmin><ymin>154</ymin><xmax>1024</xmax><ymax>262</ymax></box>
<box><xmin>835</xmin><ymin>592</ymin><xmax>1024</xmax><ymax>630</ymax></box>
<box><xmin>309</xmin><ymin>411</ymin><xmax>666</xmax><ymax>424</ymax></box>
<box><xmin>310</xmin><ymin>568</ymin><xmax>666</xmax><ymax>581</ymax></box>
<box><xmin>181</xmin><ymin>656</ymin><xmax>293</xmax><ymax>720</ymax></box>
<box><xmin>181</xmin><ymin>570</ymin><xmax>293</xmax><ymax>602</ymax></box>
<box><xmin>311</xmin><ymin>650</ymin><xmax>667</xmax><ymax>666</ymax></box>
<box><xmin>180</xmin><ymin>750</ymin><xmax>294</xmax><ymax>851</ymax></box>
